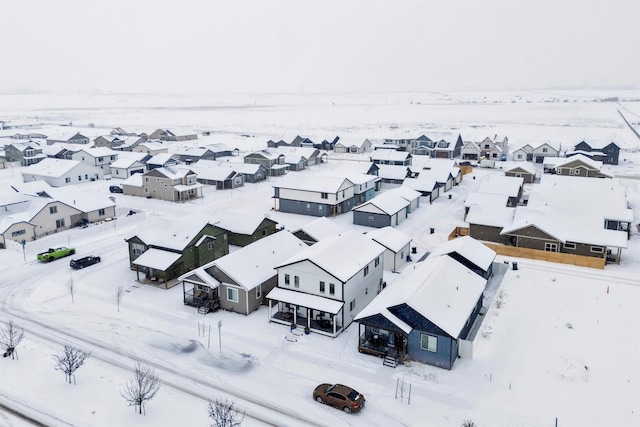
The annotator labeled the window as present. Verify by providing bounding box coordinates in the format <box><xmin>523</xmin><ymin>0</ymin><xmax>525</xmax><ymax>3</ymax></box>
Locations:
<box><xmin>306</xmin><ymin>203</ymin><xmax>311</xmax><ymax>212</ymax></box>
<box><xmin>256</xmin><ymin>285</ymin><xmax>262</xmax><ymax>299</ymax></box>
<box><xmin>145</xmin><ymin>177</ymin><xmax>149</xmax><ymax>182</ymax></box>
<box><xmin>542</xmin><ymin>147</ymin><xmax>548</xmax><ymax>153</ymax></box>
<box><xmin>98</xmin><ymin>209</ymin><xmax>105</xmax><ymax>216</ymax></box>
<box><xmin>349</xmin><ymin>299</ymin><xmax>356</xmax><ymax>312</ymax></box>
<box><xmin>368</xmin><ymin>216</ymin><xmax>374</xmax><ymax>222</ymax></box>
<box><xmin>590</xmin><ymin>246</ymin><xmax>604</xmax><ymax>254</ymax></box>
<box><xmin>207</xmin><ymin>241</ymin><xmax>213</xmax><ymax>250</ymax></box>
<box><xmin>78</xmin><ymin>175</ymin><xmax>82</xmax><ymax>181</ymax></box>
<box><xmin>85</xmin><ymin>174</ymin><xmax>89</xmax><ymax>179</ymax></box>
<box><xmin>144</xmin><ymin>188</ymin><xmax>149</xmax><ymax>193</ymax></box>
<box><xmin>132</xmin><ymin>243</ymin><xmax>145</xmax><ymax>255</ymax></box>
<box><xmin>544</xmin><ymin>242</ymin><xmax>558</xmax><ymax>252</ymax></box>
<box><xmin>329</xmin><ymin>283</ymin><xmax>335</xmax><ymax>295</ymax></box>
<box><xmin>284</xmin><ymin>274</ymin><xmax>290</xmax><ymax>285</ymax></box>
<box><xmin>11</xmin><ymin>229</ymin><xmax>26</xmax><ymax>237</ymax></box>
<box><xmin>375</xmin><ymin>257</ymin><xmax>379</xmax><ymax>267</ymax></box>
<box><xmin>574</xmin><ymin>169</ymin><xmax>580</xmax><ymax>175</ymax></box>
<box><xmin>294</xmin><ymin>276</ymin><xmax>300</xmax><ymax>288</ymax></box>
<box><xmin>319</xmin><ymin>281</ymin><xmax>325</xmax><ymax>293</ymax></box>
<box><xmin>321</xmin><ymin>192</ymin><xmax>328</xmax><ymax>199</ymax></box>
<box><xmin>55</xmin><ymin>219</ymin><xmax>65</xmax><ymax>228</ymax></box>
<box><xmin>364</xmin><ymin>266</ymin><xmax>369</xmax><ymax>276</ymax></box>
<box><xmin>564</xmin><ymin>242</ymin><xmax>576</xmax><ymax>250</ymax></box>
<box><xmin>227</xmin><ymin>287</ymin><xmax>239</xmax><ymax>303</ymax></box>
<box><xmin>65</xmin><ymin>177</ymin><xmax>71</xmax><ymax>183</ymax></box>
<box><xmin>49</xmin><ymin>206</ymin><xmax>57</xmax><ymax>214</ymax></box>
<box><xmin>420</xmin><ymin>334</ymin><xmax>438</xmax><ymax>352</ymax></box>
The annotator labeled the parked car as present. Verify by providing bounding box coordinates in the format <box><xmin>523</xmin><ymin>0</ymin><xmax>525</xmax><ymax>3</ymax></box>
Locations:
<box><xmin>37</xmin><ymin>247</ymin><xmax>76</xmax><ymax>262</ymax></box>
<box><xmin>312</xmin><ymin>384</ymin><xmax>365</xmax><ymax>414</ymax></box>
<box><xmin>109</xmin><ymin>185</ymin><xmax>123</xmax><ymax>193</ymax></box>
<box><xmin>70</xmin><ymin>256</ymin><xmax>101</xmax><ymax>269</ymax></box>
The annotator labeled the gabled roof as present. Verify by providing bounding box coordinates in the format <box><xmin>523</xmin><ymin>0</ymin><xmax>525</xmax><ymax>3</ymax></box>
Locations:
<box><xmin>132</xmin><ymin>248</ymin><xmax>182</xmax><ymax>271</ymax></box>
<box><xmin>353</xmin><ymin>192</ymin><xmax>410</xmax><ymax>216</ymax></box>
<box><xmin>504</xmin><ymin>163</ymin><xmax>538</xmax><ymax>175</ymax></box>
<box><xmin>370</xmin><ymin>150</ymin><xmax>412</xmax><ymax>162</ymax></box>
<box><xmin>402</xmin><ymin>175</ymin><xmax>439</xmax><ymax>193</ymax></box>
<box><xmin>292</xmin><ymin>217</ymin><xmax>343</xmax><ymax>242</ymax></box>
<box><xmin>375</xmin><ymin>164</ymin><xmax>410</xmax><ymax>180</ymax></box>
<box><xmin>21</xmin><ymin>158</ymin><xmax>84</xmax><ymax>177</ymax></box>
<box><xmin>273</xmin><ymin>174</ymin><xmax>354</xmax><ymax>193</ymax></box>
<box><xmin>365</xmin><ymin>226</ymin><xmax>412</xmax><ymax>253</ymax></box>
<box><xmin>555</xmin><ymin>154</ymin><xmax>602</xmax><ymax>170</ymax></box>
<box><xmin>277</xmin><ymin>230</ymin><xmax>385</xmax><ymax>283</ymax></box>
<box><xmin>476</xmin><ymin>175</ymin><xmax>523</xmax><ymax>198</ymax></box>
<box><xmin>146</xmin><ymin>152</ymin><xmax>175</xmax><ymax>165</ymax></box>
<box><xmin>466</xmin><ymin>205</ymin><xmax>516</xmax><ymax>228</ymax></box>
<box><xmin>385</xmin><ymin>186</ymin><xmax>421</xmax><ymax>203</ymax></box>
<box><xmin>213</xmin><ymin>212</ymin><xmax>276</xmax><ymax>235</ymax></box>
<box><xmin>428</xmin><ymin>235</ymin><xmax>496</xmax><ymax>271</ymax></box>
<box><xmin>464</xmin><ymin>192</ymin><xmax>509</xmax><ymax>209</ymax></box>
<box><xmin>204</xmin><ymin>231</ymin><xmax>306</xmax><ymax>291</ymax></box>
<box><xmin>126</xmin><ymin>215</ymin><xmax>220</xmax><ymax>251</ymax></box>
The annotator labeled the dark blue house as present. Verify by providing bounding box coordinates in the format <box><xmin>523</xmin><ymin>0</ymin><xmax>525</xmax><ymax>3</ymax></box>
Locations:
<box><xmin>355</xmin><ymin>253</ymin><xmax>488</xmax><ymax>370</ymax></box>
<box><xmin>574</xmin><ymin>141</ymin><xmax>620</xmax><ymax>165</ymax></box>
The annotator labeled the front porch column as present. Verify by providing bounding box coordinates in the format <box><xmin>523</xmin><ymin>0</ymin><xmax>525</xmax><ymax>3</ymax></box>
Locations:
<box><xmin>306</xmin><ymin>308</ymin><xmax>310</xmax><ymax>328</ymax></box>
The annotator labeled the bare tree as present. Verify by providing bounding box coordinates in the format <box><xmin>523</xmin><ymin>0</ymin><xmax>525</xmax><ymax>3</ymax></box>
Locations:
<box><xmin>121</xmin><ymin>361</ymin><xmax>161</xmax><ymax>415</ymax></box>
<box><xmin>208</xmin><ymin>399</ymin><xmax>245</xmax><ymax>427</ymax></box>
<box><xmin>0</xmin><ymin>320</ymin><xmax>25</xmax><ymax>360</ymax></box>
<box><xmin>53</xmin><ymin>344</ymin><xmax>91</xmax><ymax>384</ymax></box>
<box><xmin>115</xmin><ymin>284</ymin><xmax>125</xmax><ymax>312</ymax></box>
<box><xmin>67</xmin><ymin>276</ymin><xmax>75</xmax><ymax>304</ymax></box>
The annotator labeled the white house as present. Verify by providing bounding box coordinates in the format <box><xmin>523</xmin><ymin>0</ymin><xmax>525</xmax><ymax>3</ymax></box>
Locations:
<box><xmin>267</xmin><ymin>230</ymin><xmax>386</xmax><ymax>337</ymax></box>
<box><xmin>71</xmin><ymin>147</ymin><xmax>119</xmax><ymax>174</ymax></box>
<box><xmin>365</xmin><ymin>226</ymin><xmax>413</xmax><ymax>271</ymax></box>
<box><xmin>21</xmin><ymin>158</ymin><xmax>104</xmax><ymax>187</ymax></box>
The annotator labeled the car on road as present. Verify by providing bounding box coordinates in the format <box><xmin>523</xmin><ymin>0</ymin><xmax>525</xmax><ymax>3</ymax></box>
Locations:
<box><xmin>109</xmin><ymin>185</ymin><xmax>123</xmax><ymax>193</ymax></box>
<box><xmin>312</xmin><ymin>384</ymin><xmax>365</xmax><ymax>414</ymax></box>
<box><xmin>70</xmin><ymin>256</ymin><xmax>101</xmax><ymax>269</ymax></box>
<box><xmin>37</xmin><ymin>247</ymin><xmax>76</xmax><ymax>262</ymax></box>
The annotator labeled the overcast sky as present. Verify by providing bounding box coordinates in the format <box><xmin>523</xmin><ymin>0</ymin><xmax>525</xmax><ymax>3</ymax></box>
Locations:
<box><xmin>1</xmin><ymin>0</ymin><xmax>638</xmax><ymax>94</ymax></box>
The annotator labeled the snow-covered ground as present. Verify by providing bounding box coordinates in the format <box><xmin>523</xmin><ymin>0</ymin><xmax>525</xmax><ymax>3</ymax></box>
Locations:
<box><xmin>0</xmin><ymin>92</ymin><xmax>639</xmax><ymax>426</ymax></box>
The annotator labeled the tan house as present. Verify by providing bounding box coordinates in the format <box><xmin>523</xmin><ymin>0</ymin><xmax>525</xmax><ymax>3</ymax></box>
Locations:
<box><xmin>554</xmin><ymin>154</ymin><xmax>612</xmax><ymax>179</ymax></box>
<box><xmin>124</xmin><ymin>167</ymin><xmax>203</xmax><ymax>202</ymax></box>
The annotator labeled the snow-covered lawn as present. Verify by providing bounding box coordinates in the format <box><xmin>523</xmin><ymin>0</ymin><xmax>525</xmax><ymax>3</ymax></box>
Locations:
<box><xmin>0</xmin><ymin>92</ymin><xmax>639</xmax><ymax>426</ymax></box>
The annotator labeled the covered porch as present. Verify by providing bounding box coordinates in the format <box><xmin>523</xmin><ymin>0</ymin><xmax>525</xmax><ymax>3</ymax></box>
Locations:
<box><xmin>179</xmin><ymin>270</ymin><xmax>222</xmax><ymax>314</ymax></box>
<box><xmin>357</xmin><ymin>323</ymin><xmax>408</xmax><ymax>361</ymax></box>
<box><xmin>131</xmin><ymin>248</ymin><xmax>182</xmax><ymax>289</ymax></box>
<box><xmin>266</xmin><ymin>287</ymin><xmax>344</xmax><ymax>337</ymax></box>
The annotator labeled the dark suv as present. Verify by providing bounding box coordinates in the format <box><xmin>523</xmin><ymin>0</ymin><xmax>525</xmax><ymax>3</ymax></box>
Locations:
<box><xmin>70</xmin><ymin>256</ymin><xmax>101</xmax><ymax>269</ymax></box>
<box><xmin>109</xmin><ymin>185</ymin><xmax>123</xmax><ymax>193</ymax></box>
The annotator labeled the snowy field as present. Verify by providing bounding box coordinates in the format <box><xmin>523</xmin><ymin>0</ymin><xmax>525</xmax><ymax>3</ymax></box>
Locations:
<box><xmin>0</xmin><ymin>91</ymin><xmax>639</xmax><ymax>427</ymax></box>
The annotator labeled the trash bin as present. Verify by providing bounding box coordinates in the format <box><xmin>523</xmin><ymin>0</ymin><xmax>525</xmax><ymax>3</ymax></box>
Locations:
<box><xmin>430</xmin><ymin>227</ymin><xmax>435</xmax><ymax>234</ymax></box>
<box><xmin>448</xmin><ymin>194</ymin><xmax>452</xmax><ymax>199</ymax></box>
<box><xmin>411</xmin><ymin>247</ymin><xmax>417</xmax><ymax>254</ymax></box>
<box><xmin>512</xmin><ymin>262</ymin><xmax>518</xmax><ymax>270</ymax></box>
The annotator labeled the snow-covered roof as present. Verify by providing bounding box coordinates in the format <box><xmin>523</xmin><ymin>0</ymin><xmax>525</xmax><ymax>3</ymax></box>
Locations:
<box><xmin>126</xmin><ymin>215</ymin><xmax>219</xmax><ymax>251</ymax></box>
<box><xmin>402</xmin><ymin>175</ymin><xmax>439</xmax><ymax>192</ymax></box>
<box><xmin>370</xmin><ymin>150</ymin><xmax>411</xmax><ymax>162</ymax></box>
<box><xmin>110</xmin><ymin>158</ymin><xmax>145</xmax><ymax>169</ymax></box>
<box><xmin>146</xmin><ymin>153</ymin><xmax>174</xmax><ymax>165</ymax></box>
<box><xmin>375</xmin><ymin>164</ymin><xmax>409</xmax><ymax>180</ymax></box>
<box><xmin>122</xmin><ymin>173</ymin><xmax>143</xmax><ymax>187</ymax></box>
<box><xmin>365</xmin><ymin>226</ymin><xmax>412</xmax><ymax>253</ymax></box>
<box><xmin>132</xmin><ymin>248</ymin><xmax>182</xmax><ymax>271</ymax></box>
<box><xmin>213</xmin><ymin>211</ymin><xmax>274</xmax><ymax>235</ymax></box>
<box><xmin>466</xmin><ymin>205</ymin><xmax>516</xmax><ymax>228</ymax></box>
<box><xmin>353</xmin><ymin>192</ymin><xmax>409</xmax><ymax>215</ymax></box>
<box><xmin>292</xmin><ymin>217</ymin><xmax>343</xmax><ymax>242</ymax></box>
<box><xmin>385</xmin><ymin>186</ymin><xmax>421</xmax><ymax>203</ymax></box>
<box><xmin>504</xmin><ymin>163</ymin><xmax>538</xmax><ymax>175</ymax></box>
<box><xmin>266</xmin><ymin>287</ymin><xmax>344</xmax><ymax>314</ymax></box>
<box><xmin>555</xmin><ymin>153</ymin><xmax>602</xmax><ymax>170</ymax></box>
<box><xmin>342</xmin><ymin>172</ymin><xmax>380</xmax><ymax>186</ymax></box>
<box><xmin>206</xmin><ymin>231</ymin><xmax>306</xmax><ymax>291</ymax></box>
<box><xmin>476</xmin><ymin>175</ymin><xmax>523</xmax><ymax>197</ymax></box>
<box><xmin>77</xmin><ymin>147</ymin><xmax>118</xmax><ymax>158</ymax></box>
<box><xmin>428</xmin><ymin>235</ymin><xmax>496</xmax><ymax>271</ymax></box>
<box><xmin>22</xmin><ymin>158</ymin><xmax>83</xmax><ymax>177</ymax></box>
<box><xmin>273</xmin><ymin>174</ymin><xmax>353</xmax><ymax>193</ymax></box>
<box><xmin>464</xmin><ymin>192</ymin><xmax>509</xmax><ymax>208</ymax></box>
<box><xmin>277</xmin><ymin>230</ymin><xmax>385</xmax><ymax>283</ymax></box>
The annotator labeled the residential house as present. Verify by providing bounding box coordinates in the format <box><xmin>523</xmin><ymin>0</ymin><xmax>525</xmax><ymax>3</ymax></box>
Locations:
<box><xmin>365</xmin><ymin>226</ymin><xmax>412</xmax><ymax>272</ymax></box>
<box><xmin>126</xmin><ymin>167</ymin><xmax>203</xmax><ymax>202</ymax></box>
<box><xmin>460</xmin><ymin>141</ymin><xmax>482</xmax><ymax>160</ymax></box>
<box><xmin>354</xmin><ymin>254</ymin><xmax>487</xmax><ymax>369</ymax></box>
<box><xmin>21</xmin><ymin>158</ymin><xmax>103</xmax><ymax>187</ymax></box>
<box><xmin>370</xmin><ymin>150</ymin><xmax>412</xmax><ymax>166</ymax></box>
<box><xmin>188</xmin><ymin>162</ymin><xmax>245</xmax><ymax>189</ymax></box>
<box><xmin>4</xmin><ymin>142</ymin><xmax>46</xmax><ymax>166</ymax></box>
<box><xmin>344</xmin><ymin>173</ymin><xmax>381</xmax><ymax>204</ymax></box>
<box><xmin>504</xmin><ymin>163</ymin><xmax>538</xmax><ymax>184</ymax></box>
<box><xmin>145</xmin><ymin>152</ymin><xmax>177</xmax><ymax>170</ymax></box>
<box><xmin>292</xmin><ymin>217</ymin><xmax>343</xmax><ymax>246</ymax></box>
<box><xmin>574</xmin><ymin>141</ymin><xmax>620</xmax><ymax>165</ymax></box>
<box><xmin>466</xmin><ymin>204</ymin><xmax>517</xmax><ymax>245</ymax></box>
<box><xmin>532</xmin><ymin>142</ymin><xmax>561</xmax><ymax>163</ymax></box>
<box><xmin>463</xmin><ymin>193</ymin><xmax>510</xmax><ymax>218</ymax></box>
<box><xmin>334</xmin><ymin>138</ymin><xmax>372</xmax><ymax>154</ymax></box>
<box><xmin>372</xmin><ymin>164</ymin><xmax>411</xmax><ymax>184</ymax></box>
<box><xmin>94</xmin><ymin>135</ymin><xmax>146</xmax><ymax>151</ymax></box>
<box><xmin>554</xmin><ymin>154</ymin><xmax>612</xmax><ymax>178</ymax></box>
<box><xmin>171</xmin><ymin>147</ymin><xmax>218</xmax><ymax>164</ymax></box>
<box><xmin>512</xmin><ymin>144</ymin><xmax>533</xmax><ymax>162</ymax></box>
<box><xmin>476</xmin><ymin>175</ymin><xmax>524</xmax><ymax>206</ymax></box>
<box><xmin>272</xmin><ymin>174</ymin><xmax>356</xmax><ymax>217</ymax></box>
<box><xmin>244</xmin><ymin>149</ymin><xmax>288</xmax><ymax>177</ymax></box>
<box><xmin>109</xmin><ymin>155</ymin><xmax>147</xmax><ymax>179</ymax></box>
<box><xmin>423</xmin><ymin>132</ymin><xmax>464</xmax><ymax>159</ymax></box>
<box><xmin>267</xmin><ymin>230</ymin><xmax>386</xmax><ymax>337</ymax></box>
<box><xmin>472</xmin><ymin>135</ymin><xmax>505</xmax><ymax>160</ymax></box>
<box><xmin>132</xmin><ymin>141</ymin><xmax>168</xmax><ymax>156</ymax></box>
<box><xmin>193</xmin><ymin>159</ymin><xmax>267</xmax><ymax>183</ymax></box>
<box><xmin>70</xmin><ymin>147</ymin><xmax>119</xmax><ymax>175</ymax></box>
<box><xmin>382</xmin><ymin>135</ymin><xmax>418</xmax><ymax>152</ymax></box>
<box><xmin>147</xmin><ymin>128</ymin><xmax>198</xmax><ymax>141</ymax></box>
<box><xmin>213</xmin><ymin>211</ymin><xmax>279</xmax><ymax>246</ymax></box>
<box><xmin>402</xmin><ymin>175</ymin><xmax>440</xmax><ymax>203</ymax></box>
<box><xmin>47</xmin><ymin>132</ymin><xmax>90</xmax><ymax>145</ymax></box>
<box><xmin>352</xmin><ymin>192</ymin><xmax>410</xmax><ymax>228</ymax></box>
<box><xmin>428</xmin><ymin>235</ymin><xmax>496</xmax><ymax>280</ymax></box>
<box><xmin>179</xmin><ymin>231</ymin><xmax>307</xmax><ymax>315</ymax></box>
<box><xmin>206</xmin><ymin>143</ymin><xmax>236</xmax><ymax>159</ymax></box>
<box><xmin>126</xmin><ymin>215</ymin><xmax>228</xmax><ymax>288</ymax></box>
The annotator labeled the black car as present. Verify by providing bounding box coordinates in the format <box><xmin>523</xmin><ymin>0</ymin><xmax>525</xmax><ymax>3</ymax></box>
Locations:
<box><xmin>109</xmin><ymin>185</ymin><xmax>123</xmax><ymax>193</ymax></box>
<box><xmin>70</xmin><ymin>256</ymin><xmax>101</xmax><ymax>269</ymax></box>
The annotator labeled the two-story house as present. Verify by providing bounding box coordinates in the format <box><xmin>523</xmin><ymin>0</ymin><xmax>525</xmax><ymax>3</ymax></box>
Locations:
<box><xmin>574</xmin><ymin>140</ymin><xmax>620</xmax><ymax>165</ymax></box>
<box><xmin>370</xmin><ymin>150</ymin><xmax>413</xmax><ymax>166</ymax></box>
<box><xmin>46</xmin><ymin>132</ymin><xmax>90</xmax><ymax>146</ymax></box>
<box><xmin>71</xmin><ymin>147</ymin><xmax>119</xmax><ymax>175</ymax></box>
<box><xmin>244</xmin><ymin>149</ymin><xmax>288</xmax><ymax>176</ymax></box>
<box><xmin>123</xmin><ymin>167</ymin><xmax>203</xmax><ymax>202</ymax></box>
<box><xmin>267</xmin><ymin>230</ymin><xmax>386</xmax><ymax>337</ymax></box>
<box><xmin>272</xmin><ymin>174</ymin><xmax>356</xmax><ymax>217</ymax></box>
<box><xmin>4</xmin><ymin>142</ymin><xmax>47</xmax><ymax>166</ymax></box>
<box><xmin>532</xmin><ymin>142</ymin><xmax>561</xmax><ymax>163</ymax></box>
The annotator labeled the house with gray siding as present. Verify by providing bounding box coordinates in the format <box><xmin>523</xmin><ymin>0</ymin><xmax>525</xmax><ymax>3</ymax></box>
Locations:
<box><xmin>213</xmin><ymin>211</ymin><xmax>279</xmax><ymax>247</ymax></box>
<box><xmin>272</xmin><ymin>174</ymin><xmax>356</xmax><ymax>217</ymax></box>
<box><xmin>371</xmin><ymin>150</ymin><xmax>413</xmax><ymax>166</ymax></box>
<box><xmin>554</xmin><ymin>154</ymin><xmax>612</xmax><ymax>179</ymax></box>
<box><xmin>352</xmin><ymin>192</ymin><xmax>410</xmax><ymax>228</ymax></box>
<box><xmin>365</xmin><ymin>226</ymin><xmax>412</xmax><ymax>272</ymax></box>
<box><xmin>4</xmin><ymin>142</ymin><xmax>46</xmax><ymax>166</ymax></box>
<box><xmin>512</xmin><ymin>144</ymin><xmax>533</xmax><ymax>161</ymax></box>
<box><xmin>504</xmin><ymin>163</ymin><xmax>538</xmax><ymax>184</ymax></box>
<box><xmin>179</xmin><ymin>231</ymin><xmax>306</xmax><ymax>315</ymax></box>
<box><xmin>292</xmin><ymin>217</ymin><xmax>343</xmax><ymax>246</ymax></box>
<box><xmin>244</xmin><ymin>149</ymin><xmax>288</xmax><ymax>176</ymax></box>
<box><xmin>574</xmin><ymin>140</ymin><xmax>620</xmax><ymax>165</ymax></box>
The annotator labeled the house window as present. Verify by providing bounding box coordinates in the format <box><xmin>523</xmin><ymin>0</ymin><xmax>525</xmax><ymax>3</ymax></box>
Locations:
<box><xmin>49</xmin><ymin>206</ymin><xmax>57</xmax><ymax>214</ymax></box>
<box><xmin>207</xmin><ymin>241</ymin><xmax>213</xmax><ymax>250</ymax></box>
<box><xmin>227</xmin><ymin>287</ymin><xmax>239</xmax><ymax>303</ymax></box>
<box><xmin>321</xmin><ymin>193</ymin><xmax>328</xmax><ymax>199</ymax></box>
<box><xmin>319</xmin><ymin>281</ymin><xmax>325</xmax><ymax>293</ymax></box>
<box><xmin>65</xmin><ymin>177</ymin><xmax>71</xmax><ymax>183</ymax></box>
<box><xmin>364</xmin><ymin>266</ymin><xmax>369</xmax><ymax>276</ymax></box>
<box><xmin>11</xmin><ymin>229</ymin><xmax>26</xmax><ymax>237</ymax></box>
<box><xmin>517</xmin><ymin>154</ymin><xmax>522</xmax><ymax>159</ymax></box>
<box><xmin>575</xmin><ymin>169</ymin><xmax>580</xmax><ymax>175</ymax></box>
<box><xmin>284</xmin><ymin>274</ymin><xmax>290</xmax><ymax>285</ymax></box>
<box><xmin>544</xmin><ymin>242</ymin><xmax>558</xmax><ymax>252</ymax></box>
<box><xmin>564</xmin><ymin>242</ymin><xmax>576</xmax><ymax>250</ymax></box>
<box><xmin>85</xmin><ymin>174</ymin><xmax>89</xmax><ymax>180</ymax></box>
<box><xmin>306</xmin><ymin>203</ymin><xmax>311</xmax><ymax>212</ymax></box>
<box><xmin>144</xmin><ymin>188</ymin><xmax>149</xmax><ymax>193</ymax></box>
<box><xmin>349</xmin><ymin>299</ymin><xmax>356</xmax><ymax>312</ymax></box>
<box><xmin>542</xmin><ymin>148</ymin><xmax>548</xmax><ymax>153</ymax></box>
<box><xmin>590</xmin><ymin>246</ymin><xmax>604</xmax><ymax>254</ymax></box>
<box><xmin>98</xmin><ymin>209</ymin><xmax>105</xmax><ymax>216</ymax></box>
<box><xmin>368</xmin><ymin>216</ymin><xmax>374</xmax><ymax>222</ymax></box>
<box><xmin>375</xmin><ymin>257</ymin><xmax>379</xmax><ymax>267</ymax></box>
<box><xmin>420</xmin><ymin>334</ymin><xmax>438</xmax><ymax>352</ymax></box>
<box><xmin>55</xmin><ymin>219</ymin><xmax>65</xmax><ymax>228</ymax></box>
<box><xmin>329</xmin><ymin>283</ymin><xmax>335</xmax><ymax>295</ymax></box>
<box><xmin>294</xmin><ymin>276</ymin><xmax>300</xmax><ymax>288</ymax></box>
<box><xmin>132</xmin><ymin>243</ymin><xmax>145</xmax><ymax>255</ymax></box>
<box><xmin>256</xmin><ymin>285</ymin><xmax>262</xmax><ymax>299</ymax></box>
<box><xmin>78</xmin><ymin>175</ymin><xmax>82</xmax><ymax>181</ymax></box>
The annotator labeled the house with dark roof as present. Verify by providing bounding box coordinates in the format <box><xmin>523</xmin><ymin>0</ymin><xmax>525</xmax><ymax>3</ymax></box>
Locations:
<box><xmin>272</xmin><ymin>174</ymin><xmax>356</xmax><ymax>217</ymax></box>
<box><xmin>574</xmin><ymin>140</ymin><xmax>620</xmax><ymax>165</ymax></box>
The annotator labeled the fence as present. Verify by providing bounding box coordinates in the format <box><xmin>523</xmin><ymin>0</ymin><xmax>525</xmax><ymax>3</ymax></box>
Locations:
<box><xmin>448</xmin><ymin>227</ymin><xmax>605</xmax><ymax>269</ymax></box>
